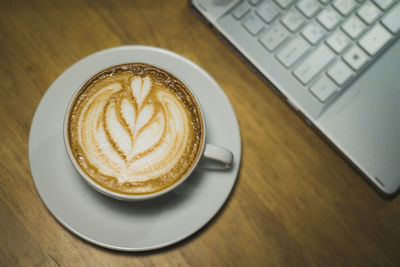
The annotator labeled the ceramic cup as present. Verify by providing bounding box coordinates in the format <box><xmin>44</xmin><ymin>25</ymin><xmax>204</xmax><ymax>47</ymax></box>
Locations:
<box><xmin>63</xmin><ymin>63</ymin><xmax>233</xmax><ymax>201</ymax></box>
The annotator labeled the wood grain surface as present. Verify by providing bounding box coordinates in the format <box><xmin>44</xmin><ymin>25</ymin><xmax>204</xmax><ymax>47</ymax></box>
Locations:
<box><xmin>1</xmin><ymin>0</ymin><xmax>399</xmax><ymax>266</ymax></box>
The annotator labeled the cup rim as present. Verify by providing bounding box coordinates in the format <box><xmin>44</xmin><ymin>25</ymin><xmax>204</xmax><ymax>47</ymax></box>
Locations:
<box><xmin>63</xmin><ymin>63</ymin><xmax>206</xmax><ymax>201</ymax></box>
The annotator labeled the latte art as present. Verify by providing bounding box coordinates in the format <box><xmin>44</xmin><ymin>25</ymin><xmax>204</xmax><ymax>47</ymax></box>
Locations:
<box><xmin>68</xmin><ymin>64</ymin><xmax>203</xmax><ymax>195</ymax></box>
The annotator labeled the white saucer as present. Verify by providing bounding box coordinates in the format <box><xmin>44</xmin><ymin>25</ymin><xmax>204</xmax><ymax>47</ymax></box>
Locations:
<box><xmin>28</xmin><ymin>46</ymin><xmax>241</xmax><ymax>251</ymax></box>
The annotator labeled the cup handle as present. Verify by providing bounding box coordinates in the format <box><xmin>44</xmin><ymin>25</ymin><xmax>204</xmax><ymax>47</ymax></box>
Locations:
<box><xmin>199</xmin><ymin>143</ymin><xmax>233</xmax><ymax>169</ymax></box>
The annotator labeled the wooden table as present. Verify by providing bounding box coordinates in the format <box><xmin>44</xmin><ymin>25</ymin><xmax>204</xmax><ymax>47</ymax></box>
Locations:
<box><xmin>1</xmin><ymin>0</ymin><xmax>399</xmax><ymax>266</ymax></box>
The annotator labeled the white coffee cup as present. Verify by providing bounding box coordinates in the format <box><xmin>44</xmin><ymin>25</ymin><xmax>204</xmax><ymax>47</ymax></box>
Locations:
<box><xmin>63</xmin><ymin>63</ymin><xmax>233</xmax><ymax>201</ymax></box>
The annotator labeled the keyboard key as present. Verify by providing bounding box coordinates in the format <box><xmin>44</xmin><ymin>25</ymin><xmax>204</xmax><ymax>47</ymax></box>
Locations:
<box><xmin>359</xmin><ymin>23</ymin><xmax>392</xmax><ymax>55</ymax></box>
<box><xmin>256</xmin><ymin>1</ymin><xmax>280</xmax><ymax>23</ymax></box>
<box><xmin>357</xmin><ymin>1</ymin><xmax>381</xmax><ymax>24</ymax></box>
<box><xmin>310</xmin><ymin>75</ymin><xmax>338</xmax><ymax>102</ymax></box>
<box><xmin>343</xmin><ymin>45</ymin><xmax>369</xmax><ymax>70</ymax></box>
<box><xmin>333</xmin><ymin>0</ymin><xmax>357</xmax><ymax>16</ymax></box>
<box><xmin>372</xmin><ymin>0</ymin><xmax>393</xmax><ymax>10</ymax></box>
<box><xmin>301</xmin><ymin>22</ymin><xmax>326</xmax><ymax>44</ymax></box>
<box><xmin>281</xmin><ymin>8</ymin><xmax>306</xmax><ymax>32</ymax></box>
<box><xmin>342</xmin><ymin>15</ymin><xmax>367</xmax><ymax>39</ymax></box>
<box><xmin>277</xmin><ymin>37</ymin><xmax>311</xmax><ymax>68</ymax></box>
<box><xmin>317</xmin><ymin>6</ymin><xmax>342</xmax><ymax>30</ymax></box>
<box><xmin>297</xmin><ymin>0</ymin><xmax>322</xmax><ymax>18</ymax></box>
<box><xmin>294</xmin><ymin>45</ymin><xmax>335</xmax><ymax>84</ymax></box>
<box><xmin>233</xmin><ymin>2</ymin><xmax>251</xmax><ymax>19</ymax></box>
<box><xmin>243</xmin><ymin>14</ymin><xmax>265</xmax><ymax>35</ymax></box>
<box><xmin>249</xmin><ymin>0</ymin><xmax>262</xmax><ymax>6</ymax></box>
<box><xmin>319</xmin><ymin>0</ymin><xmax>331</xmax><ymax>4</ymax></box>
<box><xmin>259</xmin><ymin>23</ymin><xmax>290</xmax><ymax>51</ymax></box>
<box><xmin>326</xmin><ymin>29</ymin><xmax>351</xmax><ymax>53</ymax></box>
<box><xmin>327</xmin><ymin>60</ymin><xmax>353</xmax><ymax>85</ymax></box>
<box><xmin>381</xmin><ymin>2</ymin><xmax>400</xmax><ymax>34</ymax></box>
<box><xmin>274</xmin><ymin>0</ymin><xmax>293</xmax><ymax>9</ymax></box>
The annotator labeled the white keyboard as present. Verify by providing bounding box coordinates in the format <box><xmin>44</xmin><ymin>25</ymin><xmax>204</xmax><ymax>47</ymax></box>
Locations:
<box><xmin>232</xmin><ymin>0</ymin><xmax>400</xmax><ymax>103</ymax></box>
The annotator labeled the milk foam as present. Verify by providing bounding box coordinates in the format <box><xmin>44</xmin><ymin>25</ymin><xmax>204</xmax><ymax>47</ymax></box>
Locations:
<box><xmin>68</xmin><ymin>66</ymin><xmax>202</xmax><ymax>194</ymax></box>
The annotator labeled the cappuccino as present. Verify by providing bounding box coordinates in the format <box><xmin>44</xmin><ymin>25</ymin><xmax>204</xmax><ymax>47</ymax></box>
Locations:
<box><xmin>67</xmin><ymin>63</ymin><xmax>204</xmax><ymax>195</ymax></box>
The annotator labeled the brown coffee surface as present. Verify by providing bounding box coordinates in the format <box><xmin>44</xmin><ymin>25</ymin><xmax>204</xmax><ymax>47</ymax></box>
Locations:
<box><xmin>67</xmin><ymin>63</ymin><xmax>204</xmax><ymax>195</ymax></box>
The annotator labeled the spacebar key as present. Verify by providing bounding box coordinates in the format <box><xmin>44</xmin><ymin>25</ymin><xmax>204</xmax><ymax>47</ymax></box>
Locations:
<box><xmin>293</xmin><ymin>45</ymin><xmax>335</xmax><ymax>85</ymax></box>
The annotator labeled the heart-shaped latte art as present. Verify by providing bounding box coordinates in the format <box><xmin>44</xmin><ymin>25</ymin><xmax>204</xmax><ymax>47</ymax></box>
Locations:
<box><xmin>75</xmin><ymin>74</ymin><xmax>192</xmax><ymax>184</ymax></box>
<box><xmin>103</xmin><ymin>76</ymin><xmax>166</xmax><ymax>163</ymax></box>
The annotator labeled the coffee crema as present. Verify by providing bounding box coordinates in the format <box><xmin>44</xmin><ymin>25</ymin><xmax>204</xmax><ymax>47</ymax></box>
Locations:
<box><xmin>67</xmin><ymin>63</ymin><xmax>204</xmax><ymax>195</ymax></box>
